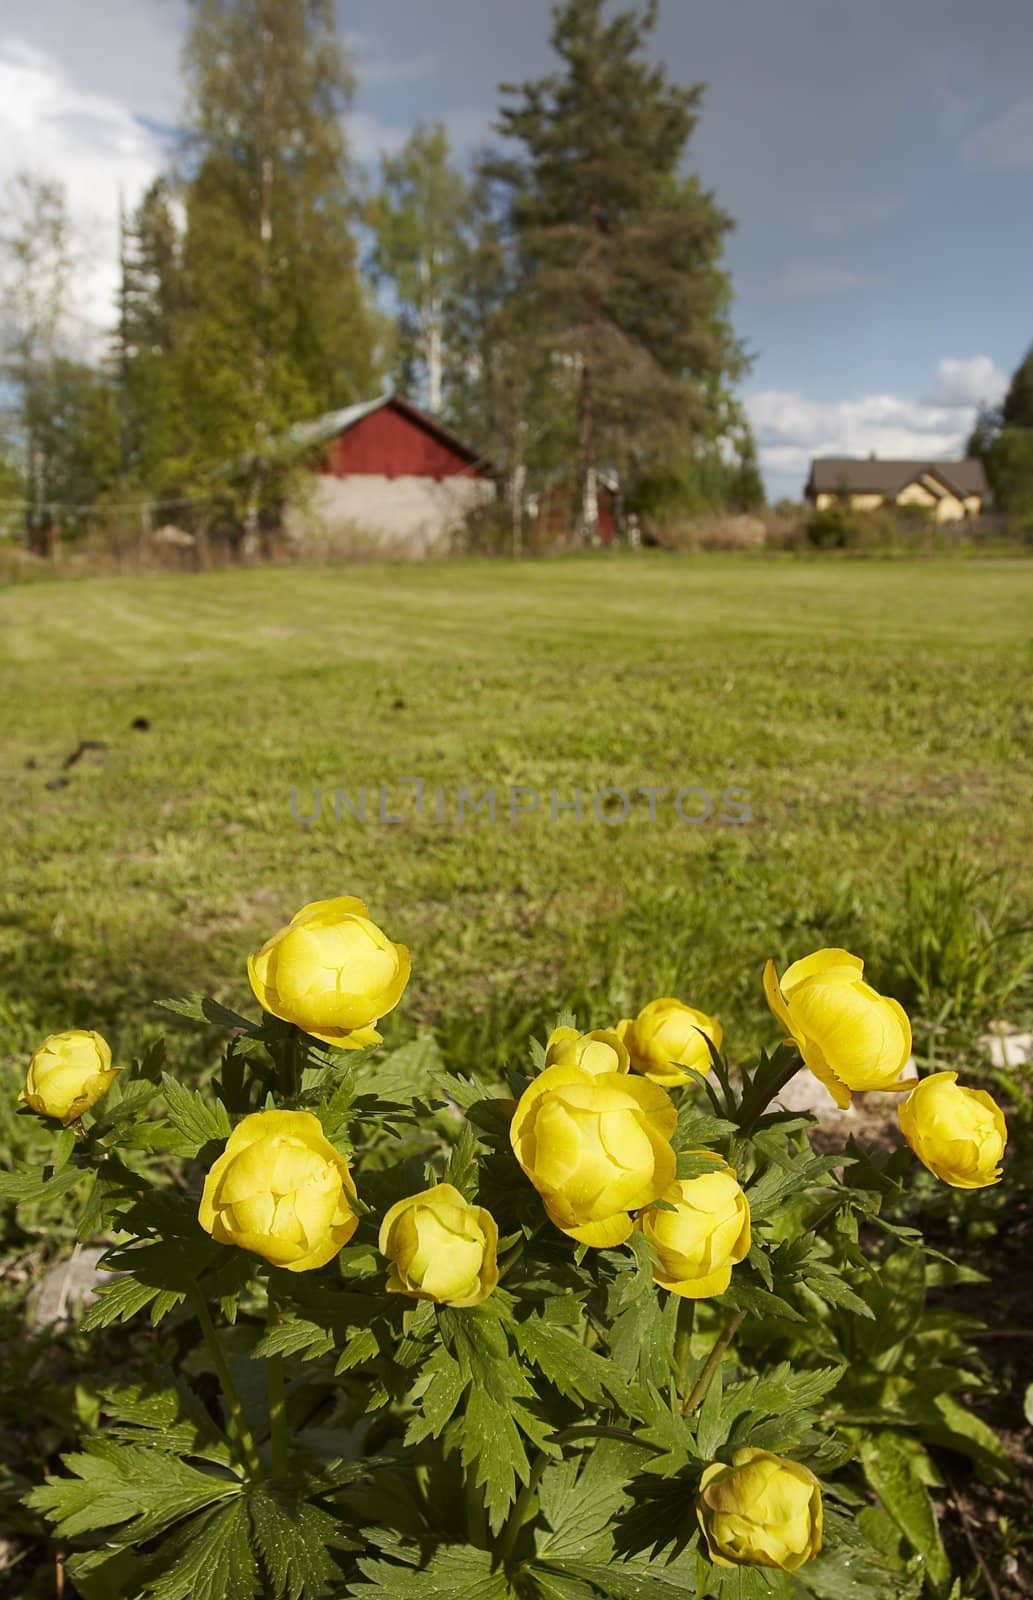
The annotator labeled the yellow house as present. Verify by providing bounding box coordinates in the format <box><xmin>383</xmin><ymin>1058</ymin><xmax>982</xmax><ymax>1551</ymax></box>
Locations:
<box><xmin>805</xmin><ymin>457</ymin><xmax>990</xmax><ymax>522</ymax></box>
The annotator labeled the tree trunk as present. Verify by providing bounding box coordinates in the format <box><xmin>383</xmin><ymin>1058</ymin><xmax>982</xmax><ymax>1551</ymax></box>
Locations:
<box><xmin>577</xmin><ymin>354</ymin><xmax>599</xmax><ymax>544</ymax></box>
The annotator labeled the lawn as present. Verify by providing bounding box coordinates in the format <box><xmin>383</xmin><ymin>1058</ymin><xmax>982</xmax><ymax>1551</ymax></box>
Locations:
<box><xmin>2</xmin><ymin>552</ymin><xmax>1031</xmax><ymax>1079</ymax></box>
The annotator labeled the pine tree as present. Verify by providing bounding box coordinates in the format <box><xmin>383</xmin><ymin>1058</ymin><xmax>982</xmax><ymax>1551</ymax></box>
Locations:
<box><xmin>492</xmin><ymin>0</ymin><xmax>745</xmax><ymax>539</ymax></box>
<box><xmin>174</xmin><ymin>0</ymin><xmax>378</xmax><ymax>521</ymax></box>
<box><xmin>368</xmin><ymin>124</ymin><xmax>471</xmax><ymax>415</ymax></box>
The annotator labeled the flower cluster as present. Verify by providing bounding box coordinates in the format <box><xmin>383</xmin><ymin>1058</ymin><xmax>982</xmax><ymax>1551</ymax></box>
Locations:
<box><xmin>15</xmin><ymin>904</ymin><xmax>1011</xmax><ymax>1576</ymax></box>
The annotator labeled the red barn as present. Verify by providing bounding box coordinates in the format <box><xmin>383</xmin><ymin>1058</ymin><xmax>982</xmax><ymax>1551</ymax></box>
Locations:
<box><xmin>285</xmin><ymin>393</ymin><xmax>495</xmax><ymax>556</ymax></box>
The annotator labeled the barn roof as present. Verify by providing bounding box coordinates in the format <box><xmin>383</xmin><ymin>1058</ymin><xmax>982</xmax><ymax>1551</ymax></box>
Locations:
<box><xmin>290</xmin><ymin>392</ymin><xmax>490</xmax><ymax>472</ymax></box>
<box><xmin>808</xmin><ymin>456</ymin><xmax>989</xmax><ymax>499</ymax></box>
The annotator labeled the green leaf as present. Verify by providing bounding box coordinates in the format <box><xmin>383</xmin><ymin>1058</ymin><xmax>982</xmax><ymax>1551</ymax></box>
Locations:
<box><xmin>445</xmin><ymin>1121</ymin><xmax>480</xmax><ymax>1200</ymax></box>
<box><xmin>351</xmin><ymin>1543</ymin><xmax>516</xmax><ymax>1596</ymax></box>
<box><xmin>25</xmin><ymin>1438</ymin><xmax>240</xmax><ymax>1542</ymax></box>
<box><xmin>161</xmin><ymin>1073</ymin><xmax>231</xmax><ymax>1150</ymax></box>
<box><xmin>99</xmin><ymin>1377</ymin><xmax>232</xmax><ymax>1467</ymax></box>
<box><xmin>858</xmin><ymin>1431</ymin><xmax>950</xmax><ymax>1589</ymax></box>
<box><xmin>536</xmin><ymin>1440</ymin><xmax>639</xmax><ymax>1561</ymax></box>
<box><xmin>249</xmin><ymin>1485</ymin><xmax>342</xmax><ymax>1599</ymax></box>
<box><xmin>140</xmin><ymin>1498</ymin><xmax>260</xmax><ymax>1600</ymax></box>
<box><xmin>405</xmin><ymin>1342</ymin><xmax>469</xmax><ymax>1443</ymax></box>
<box><xmin>156</xmin><ymin>996</ymin><xmax>259</xmax><ymax>1033</ymax></box>
<box><xmin>0</xmin><ymin>1161</ymin><xmax>86</xmax><ymax>1203</ymax></box>
<box><xmin>252</xmin><ymin>1314</ymin><xmax>336</xmax><ymax>1363</ymax></box>
<box><xmin>440</xmin><ymin>1305</ymin><xmax>553</xmax><ymax>1530</ymax></box>
<box><xmin>537</xmin><ymin>1560</ymin><xmax>696</xmax><ymax>1599</ymax></box>
<box><xmin>511</xmin><ymin>1311</ymin><xmax>637</xmax><ymax>1412</ymax></box>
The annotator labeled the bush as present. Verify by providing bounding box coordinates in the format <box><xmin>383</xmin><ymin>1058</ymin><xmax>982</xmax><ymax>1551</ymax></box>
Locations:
<box><xmin>0</xmin><ymin>899</ymin><xmax>1018</xmax><ymax>1598</ymax></box>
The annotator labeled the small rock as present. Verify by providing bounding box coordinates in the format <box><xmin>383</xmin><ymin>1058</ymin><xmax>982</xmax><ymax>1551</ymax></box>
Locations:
<box><xmin>28</xmin><ymin>1245</ymin><xmax>112</xmax><ymax>1329</ymax></box>
<box><xmin>45</xmin><ymin>776</ymin><xmax>70</xmax><ymax>791</ymax></box>
<box><xmin>981</xmin><ymin>1028</ymin><xmax>1033</xmax><ymax>1069</ymax></box>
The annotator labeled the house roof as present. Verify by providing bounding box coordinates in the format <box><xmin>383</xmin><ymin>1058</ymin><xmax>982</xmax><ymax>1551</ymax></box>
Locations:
<box><xmin>290</xmin><ymin>392</ymin><xmax>491</xmax><ymax>473</ymax></box>
<box><xmin>808</xmin><ymin>457</ymin><xmax>990</xmax><ymax>500</ymax></box>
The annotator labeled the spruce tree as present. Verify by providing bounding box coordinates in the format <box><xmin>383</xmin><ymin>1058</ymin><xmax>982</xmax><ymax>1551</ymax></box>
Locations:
<box><xmin>493</xmin><ymin>0</ymin><xmax>745</xmax><ymax>539</ymax></box>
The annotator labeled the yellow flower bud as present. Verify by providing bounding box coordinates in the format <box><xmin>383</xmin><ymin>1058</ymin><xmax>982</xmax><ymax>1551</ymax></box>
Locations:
<box><xmin>247</xmin><ymin>896</ymin><xmax>410</xmax><ymax>1049</ymax></box>
<box><xmin>510</xmin><ymin>1063</ymin><xmax>677</xmax><ymax>1248</ymax></box>
<box><xmin>698</xmin><ymin>1449</ymin><xmax>823</xmax><ymax>1571</ymax></box>
<box><xmin>898</xmin><ymin>1071</ymin><xmax>1007</xmax><ymax>1189</ymax></box>
<box><xmin>199</xmin><ymin>1110</ymin><xmax>358</xmax><ymax>1272</ymax></box>
<box><xmin>763</xmin><ymin>949</ymin><xmax>911</xmax><ymax>1108</ymax></box>
<box><xmin>639</xmin><ymin>1161</ymin><xmax>751</xmax><ymax>1299</ymax></box>
<box><xmin>379</xmin><ymin>1183</ymin><xmax>499</xmax><ymax>1307</ymax></box>
<box><xmin>19</xmin><ymin>1031</ymin><xmax>119</xmax><ymax>1123</ymax></box>
<box><xmin>544</xmin><ymin>1025</ymin><xmax>629</xmax><ymax>1076</ymax></box>
<box><xmin>617</xmin><ymin>998</ymin><xmax>722</xmax><ymax>1087</ymax></box>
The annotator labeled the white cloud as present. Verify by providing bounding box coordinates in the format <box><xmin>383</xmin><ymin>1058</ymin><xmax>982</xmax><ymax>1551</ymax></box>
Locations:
<box><xmin>745</xmin><ymin>355</ymin><xmax>1005</xmax><ymax>494</ymax></box>
<box><xmin>961</xmin><ymin>97</ymin><xmax>1033</xmax><ymax>171</ymax></box>
<box><xmin>0</xmin><ymin>37</ymin><xmax>165</xmax><ymax>338</ymax></box>
<box><xmin>924</xmin><ymin>355</ymin><xmax>1008</xmax><ymax>409</ymax></box>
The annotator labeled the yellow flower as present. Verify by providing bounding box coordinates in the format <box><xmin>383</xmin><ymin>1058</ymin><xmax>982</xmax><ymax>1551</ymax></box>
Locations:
<box><xmin>617</xmin><ymin>998</ymin><xmax>723</xmax><ymax>1087</ymax></box>
<box><xmin>698</xmin><ymin>1449</ymin><xmax>823</xmax><ymax>1571</ymax></box>
<box><xmin>639</xmin><ymin>1161</ymin><xmax>751</xmax><ymax>1298</ymax></box>
<box><xmin>898</xmin><ymin>1071</ymin><xmax>1007</xmax><ymax>1189</ymax></box>
<box><xmin>199</xmin><ymin>1110</ymin><xmax>357</xmax><ymax>1272</ymax></box>
<box><xmin>19</xmin><ymin>1031</ymin><xmax>119</xmax><ymax>1123</ymax></box>
<box><xmin>510</xmin><ymin>1063</ymin><xmax>677</xmax><ymax>1248</ymax></box>
<box><xmin>544</xmin><ymin>1025</ymin><xmax>629</xmax><ymax>1076</ymax></box>
<box><xmin>247</xmin><ymin>896</ymin><xmax>410</xmax><ymax>1049</ymax></box>
<box><xmin>379</xmin><ymin>1183</ymin><xmax>498</xmax><ymax>1306</ymax></box>
<box><xmin>763</xmin><ymin>949</ymin><xmax>911</xmax><ymax>1108</ymax></box>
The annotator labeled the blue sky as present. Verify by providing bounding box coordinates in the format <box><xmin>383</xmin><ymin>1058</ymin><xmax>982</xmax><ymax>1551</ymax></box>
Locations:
<box><xmin>1</xmin><ymin>0</ymin><xmax>1030</xmax><ymax>498</ymax></box>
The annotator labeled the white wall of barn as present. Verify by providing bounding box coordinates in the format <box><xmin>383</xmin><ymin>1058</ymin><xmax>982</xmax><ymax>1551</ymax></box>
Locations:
<box><xmin>285</xmin><ymin>473</ymin><xmax>496</xmax><ymax>556</ymax></box>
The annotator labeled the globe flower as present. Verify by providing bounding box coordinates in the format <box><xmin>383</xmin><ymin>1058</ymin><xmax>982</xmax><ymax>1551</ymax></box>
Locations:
<box><xmin>639</xmin><ymin>1161</ymin><xmax>751</xmax><ymax>1298</ymax></box>
<box><xmin>544</xmin><ymin>1025</ymin><xmax>629</xmax><ymax>1076</ymax></box>
<box><xmin>510</xmin><ymin>1063</ymin><xmax>677</xmax><ymax>1247</ymax></box>
<box><xmin>199</xmin><ymin>1110</ymin><xmax>357</xmax><ymax>1272</ymax></box>
<box><xmin>247</xmin><ymin>896</ymin><xmax>410</xmax><ymax>1049</ymax></box>
<box><xmin>698</xmin><ymin>1449</ymin><xmax>823</xmax><ymax>1571</ymax></box>
<box><xmin>617</xmin><ymin>998</ymin><xmax>722</xmax><ymax>1087</ymax></box>
<box><xmin>763</xmin><ymin>949</ymin><xmax>911</xmax><ymax>1108</ymax></box>
<box><xmin>19</xmin><ymin>1031</ymin><xmax>119</xmax><ymax>1124</ymax></box>
<box><xmin>898</xmin><ymin>1071</ymin><xmax>1007</xmax><ymax>1189</ymax></box>
<box><xmin>379</xmin><ymin>1183</ymin><xmax>498</xmax><ymax>1306</ymax></box>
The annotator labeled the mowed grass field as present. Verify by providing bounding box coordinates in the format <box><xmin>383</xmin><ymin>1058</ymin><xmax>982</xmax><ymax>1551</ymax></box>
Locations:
<box><xmin>1</xmin><ymin>553</ymin><xmax>1031</xmax><ymax>1079</ymax></box>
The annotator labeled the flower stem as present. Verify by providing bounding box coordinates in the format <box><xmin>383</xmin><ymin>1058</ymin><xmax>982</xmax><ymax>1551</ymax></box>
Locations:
<box><xmin>675</xmin><ymin>1298</ymin><xmax>696</xmax><ymax>1398</ymax></box>
<box><xmin>267</xmin><ymin>1353</ymin><xmax>289</xmax><ymax>1480</ymax></box>
<box><xmin>682</xmin><ymin>1308</ymin><xmax>748</xmax><ymax>1417</ymax></box>
<box><xmin>190</xmin><ymin>1288</ymin><xmax>263</xmax><ymax>1479</ymax></box>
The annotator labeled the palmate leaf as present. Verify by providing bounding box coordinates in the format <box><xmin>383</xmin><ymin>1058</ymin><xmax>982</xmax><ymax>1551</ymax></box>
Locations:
<box><xmin>536</xmin><ymin>1558</ymin><xmax>705</xmax><ymax>1599</ymax></box>
<box><xmin>249</xmin><ymin>1485</ymin><xmax>343</xmax><ymax>1599</ymax></box>
<box><xmin>439</xmin><ymin>1304</ymin><xmax>553</xmax><ymax>1530</ymax></box>
<box><xmin>536</xmin><ymin>1439</ymin><xmax>641</xmax><ymax>1563</ymax></box>
<box><xmin>511</xmin><ymin>1310</ymin><xmax>638</xmax><ymax>1412</ymax></box>
<box><xmin>140</xmin><ymin>1498</ymin><xmax>260</xmax><ymax>1600</ymax></box>
<box><xmin>99</xmin><ymin>1376</ymin><xmax>232</xmax><ymax>1467</ymax></box>
<box><xmin>25</xmin><ymin>1437</ymin><xmax>241</xmax><ymax>1542</ymax></box>
<box><xmin>160</xmin><ymin>1072</ymin><xmax>232</xmax><ymax>1150</ymax></box>
<box><xmin>0</xmin><ymin>1160</ymin><xmax>86</xmax><ymax>1203</ymax></box>
<box><xmin>350</xmin><ymin>1543</ymin><xmax>517</xmax><ymax>1597</ymax></box>
<box><xmin>445</xmin><ymin>1121</ymin><xmax>481</xmax><ymax>1199</ymax></box>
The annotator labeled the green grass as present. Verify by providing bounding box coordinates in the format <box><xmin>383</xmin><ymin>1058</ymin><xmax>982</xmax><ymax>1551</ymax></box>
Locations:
<box><xmin>1</xmin><ymin>552</ymin><xmax>1030</xmax><ymax>1078</ymax></box>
